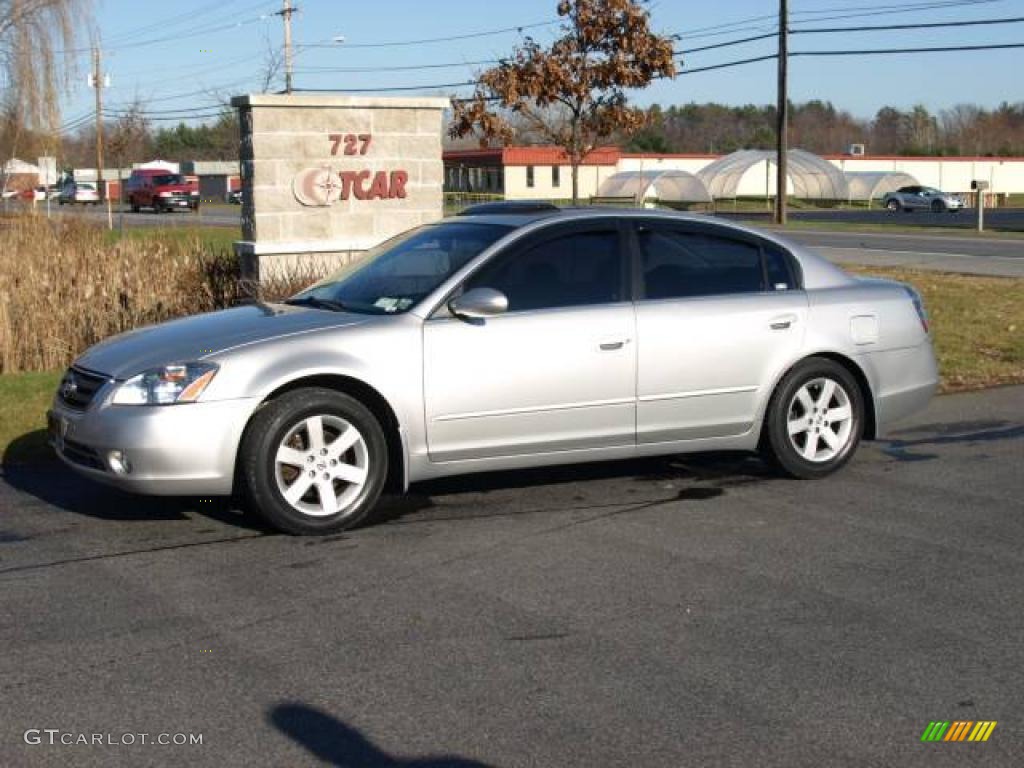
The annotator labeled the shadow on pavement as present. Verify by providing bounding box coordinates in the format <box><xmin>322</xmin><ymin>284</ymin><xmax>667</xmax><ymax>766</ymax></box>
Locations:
<box><xmin>1</xmin><ymin>430</ymin><xmax>267</xmax><ymax>532</ymax></box>
<box><xmin>881</xmin><ymin>419</ymin><xmax>1024</xmax><ymax>462</ymax></box>
<box><xmin>269</xmin><ymin>702</ymin><xmax>494</xmax><ymax>767</ymax></box>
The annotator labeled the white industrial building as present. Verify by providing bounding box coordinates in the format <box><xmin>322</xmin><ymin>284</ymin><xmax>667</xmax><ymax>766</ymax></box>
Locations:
<box><xmin>444</xmin><ymin>146</ymin><xmax>1024</xmax><ymax>204</ymax></box>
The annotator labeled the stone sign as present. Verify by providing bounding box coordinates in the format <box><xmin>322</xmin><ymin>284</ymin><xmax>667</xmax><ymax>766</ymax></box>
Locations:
<box><xmin>231</xmin><ymin>93</ymin><xmax>450</xmax><ymax>281</ymax></box>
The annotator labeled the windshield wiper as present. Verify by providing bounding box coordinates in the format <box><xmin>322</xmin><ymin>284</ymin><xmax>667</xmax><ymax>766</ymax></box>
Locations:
<box><xmin>284</xmin><ymin>296</ymin><xmax>350</xmax><ymax>313</ymax></box>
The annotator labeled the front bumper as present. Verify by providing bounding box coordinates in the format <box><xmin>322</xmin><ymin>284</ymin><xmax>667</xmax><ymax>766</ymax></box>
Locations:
<box><xmin>48</xmin><ymin>395</ymin><xmax>258</xmax><ymax>495</ymax></box>
<box><xmin>158</xmin><ymin>196</ymin><xmax>192</xmax><ymax>210</ymax></box>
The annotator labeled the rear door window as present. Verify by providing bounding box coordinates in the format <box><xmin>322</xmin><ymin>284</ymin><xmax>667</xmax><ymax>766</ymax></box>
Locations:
<box><xmin>636</xmin><ymin>226</ymin><xmax>765</xmax><ymax>299</ymax></box>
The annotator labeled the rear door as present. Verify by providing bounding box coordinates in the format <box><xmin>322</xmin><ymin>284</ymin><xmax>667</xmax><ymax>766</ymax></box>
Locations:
<box><xmin>631</xmin><ymin>220</ymin><xmax>808</xmax><ymax>444</ymax></box>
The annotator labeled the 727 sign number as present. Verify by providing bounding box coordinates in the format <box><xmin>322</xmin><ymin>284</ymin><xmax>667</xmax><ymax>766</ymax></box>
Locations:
<box><xmin>329</xmin><ymin>133</ymin><xmax>372</xmax><ymax>156</ymax></box>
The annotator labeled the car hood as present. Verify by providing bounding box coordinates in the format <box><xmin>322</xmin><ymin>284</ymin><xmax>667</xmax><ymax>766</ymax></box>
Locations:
<box><xmin>75</xmin><ymin>303</ymin><xmax>367</xmax><ymax>379</ymax></box>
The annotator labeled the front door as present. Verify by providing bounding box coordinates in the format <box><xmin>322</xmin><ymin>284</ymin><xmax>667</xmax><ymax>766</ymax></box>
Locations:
<box><xmin>423</xmin><ymin>222</ymin><xmax>636</xmax><ymax>462</ymax></box>
<box><xmin>631</xmin><ymin>221</ymin><xmax>808</xmax><ymax>444</ymax></box>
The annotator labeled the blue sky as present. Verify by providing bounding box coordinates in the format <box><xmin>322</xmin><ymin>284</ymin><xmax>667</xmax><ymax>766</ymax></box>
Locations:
<box><xmin>60</xmin><ymin>0</ymin><xmax>1024</xmax><ymax>131</ymax></box>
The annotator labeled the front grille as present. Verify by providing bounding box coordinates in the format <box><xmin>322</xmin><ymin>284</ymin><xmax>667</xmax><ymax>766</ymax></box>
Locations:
<box><xmin>60</xmin><ymin>438</ymin><xmax>106</xmax><ymax>471</ymax></box>
<box><xmin>58</xmin><ymin>367</ymin><xmax>109</xmax><ymax>411</ymax></box>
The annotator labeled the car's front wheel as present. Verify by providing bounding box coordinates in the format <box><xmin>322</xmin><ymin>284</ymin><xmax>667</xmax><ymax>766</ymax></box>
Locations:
<box><xmin>240</xmin><ymin>388</ymin><xmax>388</xmax><ymax>535</ymax></box>
<box><xmin>762</xmin><ymin>358</ymin><xmax>864</xmax><ymax>479</ymax></box>
<box><xmin>885</xmin><ymin>198</ymin><xmax>900</xmax><ymax>211</ymax></box>
<box><xmin>931</xmin><ymin>199</ymin><xmax>946</xmax><ymax>213</ymax></box>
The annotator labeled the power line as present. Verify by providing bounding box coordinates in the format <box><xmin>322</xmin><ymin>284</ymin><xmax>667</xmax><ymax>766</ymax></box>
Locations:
<box><xmin>790</xmin><ymin>0</ymin><xmax>1003</xmax><ymax>16</ymax></box>
<box><xmin>793</xmin><ymin>14</ymin><xmax>1024</xmax><ymax>34</ymax></box>
<box><xmin>100</xmin><ymin>0</ymin><xmax>263</xmax><ymax>46</ymax></box>
<box><xmin>103</xmin><ymin>109</ymin><xmax>230</xmax><ymax>122</ymax></box>
<box><xmin>677</xmin><ymin>53</ymin><xmax>779</xmax><ymax>75</ymax></box>
<box><xmin>57</xmin><ymin>10</ymin><xmax>275</xmax><ymax>55</ymax></box>
<box><xmin>294</xmin><ymin>30</ymin><xmax>777</xmax><ymax>77</ymax></box>
<box><xmin>792</xmin><ymin>41</ymin><xmax>1024</xmax><ymax>56</ymax></box>
<box><xmin>787</xmin><ymin>0</ymin><xmax>1007</xmax><ymax>26</ymax></box>
<box><xmin>682</xmin><ymin>32</ymin><xmax>777</xmax><ymax>54</ymax></box>
<box><xmin>299</xmin><ymin>20</ymin><xmax>556</xmax><ymax>50</ymax></box>
<box><xmin>292</xmin><ymin>81</ymin><xmax>477</xmax><ymax>93</ymax></box>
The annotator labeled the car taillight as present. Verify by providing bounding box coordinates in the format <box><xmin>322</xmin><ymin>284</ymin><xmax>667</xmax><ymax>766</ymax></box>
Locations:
<box><xmin>903</xmin><ymin>285</ymin><xmax>929</xmax><ymax>334</ymax></box>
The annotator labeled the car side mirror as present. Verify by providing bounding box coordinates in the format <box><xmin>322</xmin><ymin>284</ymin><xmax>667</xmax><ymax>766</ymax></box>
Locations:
<box><xmin>448</xmin><ymin>287</ymin><xmax>508</xmax><ymax>319</ymax></box>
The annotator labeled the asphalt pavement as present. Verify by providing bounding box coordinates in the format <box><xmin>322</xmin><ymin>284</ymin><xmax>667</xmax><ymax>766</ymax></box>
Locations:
<box><xmin>1</xmin><ymin>385</ymin><xmax>1022</xmax><ymax>767</ymax></box>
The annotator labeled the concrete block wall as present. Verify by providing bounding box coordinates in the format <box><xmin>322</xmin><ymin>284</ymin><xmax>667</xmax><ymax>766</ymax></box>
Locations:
<box><xmin>231</xmin><ymin>94</ymin><xmax>450</xmax><ymax>282</ymax></box>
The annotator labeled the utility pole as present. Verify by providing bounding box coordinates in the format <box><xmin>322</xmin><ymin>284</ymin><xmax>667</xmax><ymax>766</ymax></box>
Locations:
<box><xmin>281</xmin><ymin>0</ymin><xmax>295</xmax><ymax>94</ymax></box>
<box><xmin>92</xmin><ymin>45</ymin><xmax>106</xmax><ymax>204</ymax></box>
<box><xmin>775</xmin><ymin>0</ymin><xmax>788</xmax><ymax>225</ymax></box>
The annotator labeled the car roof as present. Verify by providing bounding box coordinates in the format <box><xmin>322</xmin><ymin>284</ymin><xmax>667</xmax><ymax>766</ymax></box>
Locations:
<box><xmin>448</xmin><ymin>206</ymin><xmax>775</xmax><ymax>237</ymax></box>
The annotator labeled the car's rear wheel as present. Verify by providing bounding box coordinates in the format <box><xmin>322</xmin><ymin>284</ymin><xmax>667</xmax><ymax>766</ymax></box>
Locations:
<box><xmin>885</xmin><ymin>199</ymin><xmax>900</xmax><ymax>211</ymax></box>
<box><xmin>762</xmin><ymin>358</ymin><xmax>864</xmax><ymax>479</ymax></box>
<box><xmin>240</xmin><ymin>388</ymin><xmax>388</xmax><ymax>535</ymax></box>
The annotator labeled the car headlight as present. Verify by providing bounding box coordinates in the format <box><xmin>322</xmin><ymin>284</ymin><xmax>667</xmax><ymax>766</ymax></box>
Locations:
<box><xmin>112</xmin><ymin>363</ymin><xmax>218</xmax><ymax>405</ymax></box>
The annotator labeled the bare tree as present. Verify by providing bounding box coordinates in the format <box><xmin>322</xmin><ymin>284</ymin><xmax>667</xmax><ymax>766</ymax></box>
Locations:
<box><xmin>450</xmin><ymin>0</ymin><xmax>676</xmax><ymax>204</ymax></box>
<box><xmin>0</xmin><ymin>0</ymin><xmax>93</xmax><ymax>132</ymax></box>
<box><xmin>258</xmin><ymin>28</ymin><xmax>284</xmax><ymax>94</ymax></box>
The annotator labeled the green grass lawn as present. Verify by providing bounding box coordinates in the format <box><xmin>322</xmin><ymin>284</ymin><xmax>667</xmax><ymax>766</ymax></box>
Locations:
<box><xmin>103</xmin><ymin>225</ymin><xmax>239</xmax><ymax>250</ymax></box>
<box><xmin>0</xmin><ymin>371</ymin><xmax>61</xmax><ymax>464</ymax></box>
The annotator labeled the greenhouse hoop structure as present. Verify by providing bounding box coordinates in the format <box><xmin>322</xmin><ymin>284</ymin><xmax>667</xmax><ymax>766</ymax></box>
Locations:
<box><xmin>696</xmin><ymin>149</ymin><xmax>850</xmax><ymax>201</ymax></box>
<box><xmin>844</xmin><ymin>171</ymin><xmax>920</xmax><ymax>203</ymax></box>
<box><xmin>596</xmin><ymin>169</ymin><xmax>713</xmax><ymax>205</ymax></box>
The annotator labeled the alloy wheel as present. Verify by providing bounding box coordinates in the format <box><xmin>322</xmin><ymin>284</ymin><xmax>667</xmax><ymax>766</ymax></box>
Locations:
<box><xmin>274</xmin><ymin>414</ymin><xmax>369</xmax><ymax>517</ymax></box>
<box><xmin>786</xmin><ymin>377</ymin><xmax>855</xmax><ymax>463</ymax></box>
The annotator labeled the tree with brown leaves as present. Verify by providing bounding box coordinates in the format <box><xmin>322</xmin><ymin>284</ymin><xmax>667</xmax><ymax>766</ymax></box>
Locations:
<box><xmin>450</xmin><ymin>0</ymin><xmax>676</xmax><ymax>204</ymax></box>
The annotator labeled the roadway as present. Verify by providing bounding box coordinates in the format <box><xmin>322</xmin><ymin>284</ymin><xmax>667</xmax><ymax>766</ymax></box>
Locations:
<box><xmin>26</xmin><ymin>202</ymin><xmax>1024</xmax><ymax>276</ymax></box>
<box><xmin>1</xmin><ymin>385</ymin><xmax>1022</xmax><ymax>766</ymax></box>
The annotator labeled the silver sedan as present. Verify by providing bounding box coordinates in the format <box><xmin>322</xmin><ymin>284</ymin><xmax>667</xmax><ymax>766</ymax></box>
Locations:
<box><xmin>882</xmin><ymin>185</ymin><xmax>964</xmax><ymax>212</ymax></box>
<box><xmin>48</xmin><ymin>209</ymin><xmax>938</xmax><ymax>534</ymax></box>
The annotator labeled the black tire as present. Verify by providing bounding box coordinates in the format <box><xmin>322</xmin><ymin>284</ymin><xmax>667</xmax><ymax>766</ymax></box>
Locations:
<box><xmin>130</xmin><ymin>197</ymin><xmax>140</xmax><ymax>213</ymax></box>
<box><xmin>761</xmin><ymin>357</ymin><xmax>865</xmax><ymax>479</ymax></box>
<box><xmin>885</xmin><ymin>198</ymin><xmax>900</xmax><ymax>212</ymax></box>
<box><xmin>152</xmin><ymin>199</ymin><xmax>163</xmax><ymax>214</ymax></box>
<box><xmin>239</xmin><ymin>388</ymin><xmax>388</xmax><ymax>535</ymax></box>
<box><xmin>931</xmin><ymin>199</ymin><xmax>945</xmax><ymax>213</ymax></box>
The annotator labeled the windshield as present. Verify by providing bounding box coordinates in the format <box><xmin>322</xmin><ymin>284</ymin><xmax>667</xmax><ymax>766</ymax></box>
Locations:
<box><xmin>152</xmin><ymin>174</ymin><xmax>185</xmax><ymax>186</ymax></box>
<box><xmin>292</xmin><ymin>222</ymin><xmax>511</xmax><ymax>315</ymax></box>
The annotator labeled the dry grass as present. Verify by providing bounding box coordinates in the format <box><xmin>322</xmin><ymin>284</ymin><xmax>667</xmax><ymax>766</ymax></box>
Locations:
<box><xmin>0</xmin><ymin>216</ymin><xmax>323</xmax><ymax>374</ymax></box>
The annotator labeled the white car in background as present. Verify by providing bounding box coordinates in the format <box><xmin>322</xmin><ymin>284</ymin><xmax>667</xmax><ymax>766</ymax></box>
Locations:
<box><xmin>59</xmin><ymin>182</ymin><xmax>100</xmax><ymax>205</ymax></box>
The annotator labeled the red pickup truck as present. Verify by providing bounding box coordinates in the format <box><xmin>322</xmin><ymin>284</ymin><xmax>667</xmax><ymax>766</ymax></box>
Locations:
<box><xmin>124</xmin><ymin>169</ymin><xmax>200</xmax><ymax>213</ymax></box>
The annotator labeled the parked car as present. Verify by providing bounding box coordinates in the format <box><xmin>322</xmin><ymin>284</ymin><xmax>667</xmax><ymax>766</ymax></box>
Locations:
<box><xmin>124</xmin><ymin>169</ymin><xmax>195</xmax><ymax>213</ymax></box>
<box><xmin>48</xmin><ymin>208</ymin><xmax>938</xmax><ymax>535</ymax></box>
<box><xmin>58</xmin><ymin>182</ymin><xmax>99</xmax><ymax>205</ymax></box>
<box><xmin>228</xmin><ymin>189</ymin><xmax>243</xmax><ymax>204</ymax></box>
<box><xmin>882</xmin><ymin>185</ymin><xmax>964</xmax><ymax>212</ymax></box>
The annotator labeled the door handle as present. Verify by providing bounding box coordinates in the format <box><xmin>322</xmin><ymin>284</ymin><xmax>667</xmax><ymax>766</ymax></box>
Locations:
<box><xmin>599</xmin><ymin>339</ymin><xmax>629</xmax><ymax>351</ymax></box>
<box><xmin>770</xmin><ymin>314</ymin><xmax>797</xmax><ymax>330</ymax></box>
